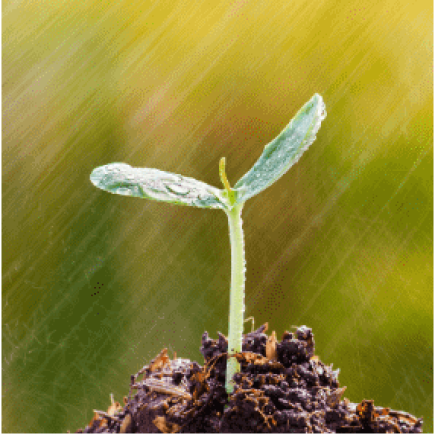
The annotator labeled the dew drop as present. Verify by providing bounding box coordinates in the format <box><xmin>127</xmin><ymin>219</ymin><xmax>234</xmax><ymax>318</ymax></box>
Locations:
<box><xmin>165</xmin><ymin>183</ymin><xmax>190</xmax><ymax>195</ymax></box>
<box><xmin>116</xmin><ymin>187</ymin><xmax>132</xmax><ymax>196</ymax></box>
<box><xmin>107</xmin><ymin>164</ymin><xmax>123</xmax><ymax>173</ymax></box>
<box><xmin>140</xmin><ymin>184</ymin><xmax>169</xmax><ymax>201</ymax></box>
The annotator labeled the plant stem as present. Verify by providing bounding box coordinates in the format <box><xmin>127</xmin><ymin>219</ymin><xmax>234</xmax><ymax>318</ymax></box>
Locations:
<box><xmin>224</xmin><ymin>202</ymin><xmax>246</xmax><ymax>394</ymax></box>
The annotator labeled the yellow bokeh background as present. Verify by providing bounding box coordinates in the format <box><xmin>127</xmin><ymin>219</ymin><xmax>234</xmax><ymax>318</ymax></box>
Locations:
<box><xmin>3</xmin><ymin>1</ymin><xmax>432</xmax><ymax>432</ymax></box>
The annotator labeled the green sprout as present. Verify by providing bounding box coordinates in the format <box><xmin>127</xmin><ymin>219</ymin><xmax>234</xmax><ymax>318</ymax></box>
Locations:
<box><xmin>90</xmin><ymin>94</ymin><xmax>326</xmax><ymax>395</ymax></box>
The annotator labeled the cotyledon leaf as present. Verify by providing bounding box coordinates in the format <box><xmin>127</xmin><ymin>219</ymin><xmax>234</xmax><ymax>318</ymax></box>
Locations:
<box><xmin>90</xmin><ymin>163</ymin><xmax>229</xmax><ymax>210</ymax></box>
<box><xmin>233</xmin><ymin>94</ymin><xmax>326</xmax><ymax>204</ymax></box>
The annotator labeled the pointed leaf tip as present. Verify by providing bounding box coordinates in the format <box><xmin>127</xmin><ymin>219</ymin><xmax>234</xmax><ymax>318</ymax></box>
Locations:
<box><xmin>233</xmin><ymin>94</ymin><xmax>326</xmax><ymax>204</ymax></box>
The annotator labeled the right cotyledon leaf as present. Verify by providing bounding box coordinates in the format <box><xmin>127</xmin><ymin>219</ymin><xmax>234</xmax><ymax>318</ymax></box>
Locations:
<box><xmin>233</xmin><ymin>94</ymin><xmax>326</xmax><ymax>204</ymax></box>
<box><xmin>90</xmin><ymin>163</ymin><xmax>229</xmax><ymax>210</ymax></box>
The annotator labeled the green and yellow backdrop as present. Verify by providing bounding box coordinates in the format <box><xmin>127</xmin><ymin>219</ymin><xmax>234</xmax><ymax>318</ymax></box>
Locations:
<box><xmin>3</xmin><ymin>1</ymin><xmax>432</xmax><ymax>432</ymax></box>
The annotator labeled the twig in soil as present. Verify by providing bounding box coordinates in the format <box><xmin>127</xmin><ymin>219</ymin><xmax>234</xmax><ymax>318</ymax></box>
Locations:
<box><xmin>92</xmin><ymin>410</ymin><xmax>120</xmax><ymax>422</ymax></box>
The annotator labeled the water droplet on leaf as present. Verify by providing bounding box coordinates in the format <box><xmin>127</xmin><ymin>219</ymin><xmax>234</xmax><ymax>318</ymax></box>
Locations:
<box><xmin>116</xmin><ymin>187</ymin><xmax>132</xmax><ymax>195</ymax></box>
<box><xmin>165</xmin><ymin>183</ymin><xmax>190</xmax><ymax>195</ymax></box>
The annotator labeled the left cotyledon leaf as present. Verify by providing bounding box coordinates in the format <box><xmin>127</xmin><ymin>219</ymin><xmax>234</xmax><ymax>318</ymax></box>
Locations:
<box><xmin>90</xmin><ymin>163</ymin><xmax>228</xmax><ymax>210</ymax></box>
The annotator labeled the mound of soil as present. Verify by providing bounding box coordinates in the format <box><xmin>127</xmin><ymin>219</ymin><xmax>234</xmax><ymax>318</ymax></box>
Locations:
<box><xmin>74</xmin><ymin>324</ymin><xmax>423</xmax><ymax>433</ymax></box>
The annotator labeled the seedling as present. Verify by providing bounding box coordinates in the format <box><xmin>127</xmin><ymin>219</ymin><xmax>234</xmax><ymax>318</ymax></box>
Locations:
<box><xmin>90</xmin><ymin>94</ymin><xmax>326</xmax><ymax>395</ymax></box>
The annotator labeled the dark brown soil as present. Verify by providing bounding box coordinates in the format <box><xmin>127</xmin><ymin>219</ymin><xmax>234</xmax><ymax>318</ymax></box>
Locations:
<box><xmin>74</xmin><ymin>324</ymin><xmax>423</xmax><ymax>433</ymax></box>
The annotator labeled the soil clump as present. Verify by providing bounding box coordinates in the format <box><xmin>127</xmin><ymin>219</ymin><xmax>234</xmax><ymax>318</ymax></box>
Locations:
<box><xmin>75</xmin><ymin>324</ymin><xmax>423</xmax><ymax>433</ymax></box>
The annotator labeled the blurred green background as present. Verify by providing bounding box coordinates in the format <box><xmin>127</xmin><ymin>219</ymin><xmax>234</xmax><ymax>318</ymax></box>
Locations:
<box><xmin>3</xmin><ymin>1</ymin><xmax>432</xmax><ymax>432</ymax></box>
